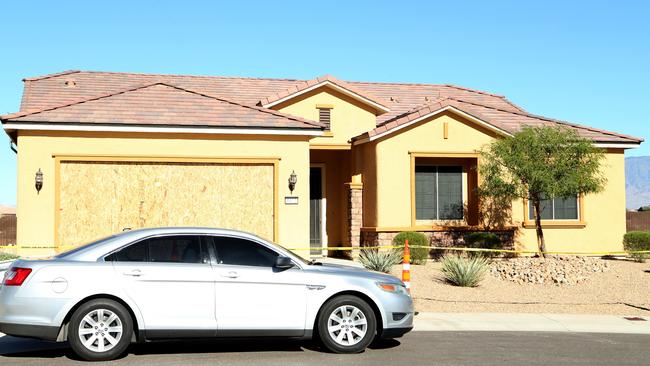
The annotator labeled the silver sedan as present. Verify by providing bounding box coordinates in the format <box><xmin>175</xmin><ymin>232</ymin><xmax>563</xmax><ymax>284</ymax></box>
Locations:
<box><xmin>0</xmin><ymin>227</ymin><xmax>413</xmax><ymax>361</ymax></box>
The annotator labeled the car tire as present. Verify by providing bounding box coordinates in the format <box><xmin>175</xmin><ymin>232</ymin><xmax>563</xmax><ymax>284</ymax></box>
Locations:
<box><xmin>68</xmin><ymin>298</ymin><xmax>133</xmax><ymax>361</ymax></box>
<box><xmin>317</xmin><ymin>295</ymin><xmax>377</xmax><ymax>353</ymax></box>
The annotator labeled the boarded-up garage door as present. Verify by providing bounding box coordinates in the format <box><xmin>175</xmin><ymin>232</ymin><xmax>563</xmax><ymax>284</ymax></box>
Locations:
<box><xmin>58</xmin><ymin>161</ymin><xmax>275</xmax><ymax>246</ymax></box>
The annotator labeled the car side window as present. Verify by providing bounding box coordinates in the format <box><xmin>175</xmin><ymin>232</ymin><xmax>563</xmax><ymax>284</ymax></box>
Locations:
<box><xmin>106</xmin><ymin>241</ymin><xmax>147</xmax><ymax>262</ymax></box>
<box><xmin>106</xmin><ymin>235</ymin><xmax>208</xmax><ymax>264</ymax></box>
<box><xmin>209</xmin><ymin>236</ymin><xmax>279</xmax><ymax>267</ymax></box>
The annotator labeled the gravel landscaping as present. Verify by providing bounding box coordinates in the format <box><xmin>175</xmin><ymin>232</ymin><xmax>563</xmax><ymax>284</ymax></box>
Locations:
<box><xmin>391</xmin><ymin>257</ymin><xmax>650</xmax><ymax>316</ymax></box>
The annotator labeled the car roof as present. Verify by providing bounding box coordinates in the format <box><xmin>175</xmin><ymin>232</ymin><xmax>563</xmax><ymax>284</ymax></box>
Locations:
<box><xmin>56</xmin><ymin>227</ymin><xmax>274</xmax><ymax>262</ymax></box>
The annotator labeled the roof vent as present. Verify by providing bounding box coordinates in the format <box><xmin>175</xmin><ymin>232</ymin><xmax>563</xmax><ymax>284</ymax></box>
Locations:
<box><xmin>64</xmin><ymin>80</ymin><xmax>76</xmax><ymax>88</ymax></box>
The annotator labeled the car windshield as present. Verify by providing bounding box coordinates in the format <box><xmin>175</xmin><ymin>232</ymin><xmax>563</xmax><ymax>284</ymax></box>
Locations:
<box><xmin>55</xmin><ymin>235</ymin><xmax>118</xmax><ymax>259</ymax></box>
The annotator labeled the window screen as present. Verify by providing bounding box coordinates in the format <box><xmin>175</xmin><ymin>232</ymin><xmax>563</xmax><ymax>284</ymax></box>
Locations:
<box><xmin>415</xmin><ymin>165</ymin><xmax>463</xmax><ymax>220</ymax></box>
<box><xmin>209</xmin><ymin>236</ymin><xmax>279</xmax><ymax>267</ymax></box>
<box><xmin>528</xmin><ymin>195</ymin><xmax>578</xmax><ymax>220</ymax></box>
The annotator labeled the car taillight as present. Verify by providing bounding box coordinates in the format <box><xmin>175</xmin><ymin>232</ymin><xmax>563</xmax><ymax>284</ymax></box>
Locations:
<box><xmin>3</xmin><ymin>268</ymin><xmax>32</xmax><ymax>286</ymax></box>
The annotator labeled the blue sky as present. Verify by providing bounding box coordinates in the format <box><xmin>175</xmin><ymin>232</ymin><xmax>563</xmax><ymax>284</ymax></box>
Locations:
<box><xmin>1</xmin><ymin>1</ymin><xmax>648</xmax><ymax>205</ymax></box>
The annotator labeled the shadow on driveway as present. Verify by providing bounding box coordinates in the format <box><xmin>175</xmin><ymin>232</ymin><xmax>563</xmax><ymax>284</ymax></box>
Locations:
<box><xmin>0</xmin><ymin>335</ymin><xmax>400</xmax><ymax>360</ymax></box>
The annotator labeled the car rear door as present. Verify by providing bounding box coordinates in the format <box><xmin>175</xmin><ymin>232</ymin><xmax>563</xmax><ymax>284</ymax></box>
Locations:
<box><xmin>107</xmin><ymin>235</ymin><xmax>216</xmax><ymax>336</ymax></box>
<box><xmin>206</xmin><ymin>235</ymin><xmax>308</xmax><ymax>336</ymax></box>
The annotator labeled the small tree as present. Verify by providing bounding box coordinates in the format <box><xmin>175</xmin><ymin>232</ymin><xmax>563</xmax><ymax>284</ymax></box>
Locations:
<box><xmin>478</xmin><ymin>126</ymin><xmax>606</xmax><ymax>255</ymax></box>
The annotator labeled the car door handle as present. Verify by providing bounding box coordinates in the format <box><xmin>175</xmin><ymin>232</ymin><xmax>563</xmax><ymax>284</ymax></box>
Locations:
<box><xmin>123</xmin><ymin>269</ymin><xmax>144</xmax><ymax>277</ymax></box>
<box><xmin>220</xmin><ymin>271</ymin><xmax>239</xmax><ymax>279</ymax></box>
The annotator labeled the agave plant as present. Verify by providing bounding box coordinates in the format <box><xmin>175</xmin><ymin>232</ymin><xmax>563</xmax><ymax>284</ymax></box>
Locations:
<box><xmin>358</xmin><ymin>249</ymin><xmax>402</xmax><ymax>273</ymax></box>
<box><xmin>441</xmin><ymin>255</ymin><xmax>489</xmax><ymax>287</ymax></box>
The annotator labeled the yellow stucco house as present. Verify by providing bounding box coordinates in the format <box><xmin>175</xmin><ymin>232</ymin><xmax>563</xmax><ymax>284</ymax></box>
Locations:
<box><xmin>1</xmin><ymin>70</ymin><xmax>643</xmax><ymax>257</ymax></box>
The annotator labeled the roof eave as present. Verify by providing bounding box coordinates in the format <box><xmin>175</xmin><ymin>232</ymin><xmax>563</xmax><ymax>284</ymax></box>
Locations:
<box><xmin>262</xmin><ymin>80</ymin><xmax>391</xmax><ymax>115</ymax></box>
<box><xmin>1</xmin><ymin>121</ymin><xmax>324</xmax><ymax>137</ymax></box>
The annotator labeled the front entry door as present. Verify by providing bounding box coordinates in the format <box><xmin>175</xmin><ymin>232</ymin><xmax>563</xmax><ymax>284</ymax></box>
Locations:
<box><xmin>310</xmin><ymin>167</ymin><xmax>324</xmax><ymax>256</ymax></box>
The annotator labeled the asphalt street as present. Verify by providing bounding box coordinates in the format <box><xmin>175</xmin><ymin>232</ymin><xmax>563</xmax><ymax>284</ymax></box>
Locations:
<box><xmin>1</xmin><ymin>331</ymin><xmax>649</xmax><ymax>366</ymax></box>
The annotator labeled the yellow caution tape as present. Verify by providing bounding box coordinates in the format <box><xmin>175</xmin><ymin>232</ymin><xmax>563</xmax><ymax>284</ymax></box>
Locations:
<box><xmin>2</xmin><ymin>245</ymin><xmax>649</xmax><ymax>256</ymax></box>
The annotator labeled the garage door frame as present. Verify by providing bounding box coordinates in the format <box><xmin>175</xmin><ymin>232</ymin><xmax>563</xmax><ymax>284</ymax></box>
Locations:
<box><xmin>53</xmin><ymin>154</ymin><xmax>280</xmax><ymax>247</ymax></box>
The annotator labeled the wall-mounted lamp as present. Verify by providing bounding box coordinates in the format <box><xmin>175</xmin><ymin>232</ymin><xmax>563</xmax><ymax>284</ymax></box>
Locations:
<box><xmin>288</xmin><ymin>170</ymin><xmax>297</xmax><ymax>194</ymax></box>
<box><xmin>35</xmin><ymin>168</ymin><xmax>43</xmax><ymax>194</ymax></box>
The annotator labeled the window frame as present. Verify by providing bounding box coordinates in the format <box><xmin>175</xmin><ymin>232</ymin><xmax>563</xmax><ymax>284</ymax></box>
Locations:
<box><xmin>523</xmin><ymin>195</ymin><xmax>586</xmax><ymax>228</ymax></box>
<box><xmin>414</xmin><ymin>163</ymin><xmax>464</xmax><ymax>222</ymax></box>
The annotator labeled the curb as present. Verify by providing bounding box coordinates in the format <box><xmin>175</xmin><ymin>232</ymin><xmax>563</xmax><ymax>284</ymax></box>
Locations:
<box><xmin>413</xmin><ymin>312</ymin><xmax>650</xmax><ymax>334</ymax></box>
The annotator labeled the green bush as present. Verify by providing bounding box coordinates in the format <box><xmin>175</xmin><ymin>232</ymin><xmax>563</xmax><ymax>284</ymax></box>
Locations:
<box><xmin>623</xmin><ymin>231</ymin><xmax>650</xmax><ymax>263</ymax></box>
<box><xmin>393</xmin><ymin>232</ymin><xmax>429</xmax><ymax>264</ymax></box>
<box><xmin>0</xmin><ymin>252</ymin><xmax>19</xmax><ymax>261</ymax></box>
<box><xmin>441</xmin><ymin>255</ymin><xmax>489</xmax><ymax>287</ymax></box>
<box><xmin>464</xmin><ymin>232</ymin><xmax>502</xmax><ymax>258</ymax></box>
<box><xmin>358</xmin><ymin>249</ymin><xmax>402</xmax><ymax>273</ymax></box>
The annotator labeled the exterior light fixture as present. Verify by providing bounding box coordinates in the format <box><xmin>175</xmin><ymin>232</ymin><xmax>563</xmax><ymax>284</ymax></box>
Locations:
<box><xmin>288</xmin><ymin>170</ymin><xmax>297</xmax><ymax>194</ymax></box>
<box><xmin>35</xmin><ymin>168</ymin><xmax>43</xmax><ymax>194</ymax></box>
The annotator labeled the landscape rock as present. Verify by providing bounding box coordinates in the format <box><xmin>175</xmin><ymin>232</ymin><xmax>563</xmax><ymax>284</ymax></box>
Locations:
<box><xmin>490</xmin><ymin>255</ymin><xmax>609</xmax><ymax>286</ymax></box>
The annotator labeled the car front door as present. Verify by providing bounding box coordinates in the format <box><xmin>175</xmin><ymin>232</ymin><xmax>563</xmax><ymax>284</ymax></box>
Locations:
<box><xmin>206</xmin><ymin>235</ymin><xmax>308</xmax><ymax>336</ymax></box>
<box><xmin>107</xmin><ymin>235</ymin><xmax>216</xmax><ymax>336</ymax></box>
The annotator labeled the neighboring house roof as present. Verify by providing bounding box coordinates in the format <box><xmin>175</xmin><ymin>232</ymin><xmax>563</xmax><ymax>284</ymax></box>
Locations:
<box><xmin>3</xmin><ymin>82</ymin><xmax>324</xmax><ymax>132</ymax></box>
<box><xmin>0</xmin><ymin>205</ymin><xmax>16</xmax><ymax>215</ymax></box>
<box><xmin>258</xmin><ymin>74</ymin><xmax>391</xmax><ymax>114</ymax></box>
<box><xmin>353</xmin><ymin>97</ymin><xmax>644</xmax><ymax>145</ymax></box>
<box><xmin>5</xmin><ymin>70</ymin><xmax>643</xmax><ymax>145</ymax></box>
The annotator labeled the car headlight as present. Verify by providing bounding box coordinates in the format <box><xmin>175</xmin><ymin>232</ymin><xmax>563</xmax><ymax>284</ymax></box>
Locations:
<box><xmin>376</xmin><ymin>282</ymin><xmax>408</xmax><ymax>295</ymax></box>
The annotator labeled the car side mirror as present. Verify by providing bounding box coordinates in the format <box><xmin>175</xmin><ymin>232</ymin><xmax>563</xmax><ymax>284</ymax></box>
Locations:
<box><xmin>274</xmin><ymin>256</ymin><xmax>294</xmax><ymax>270</ymax></box>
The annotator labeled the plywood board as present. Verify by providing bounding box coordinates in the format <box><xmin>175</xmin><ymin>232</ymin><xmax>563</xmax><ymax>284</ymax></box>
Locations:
<box><xmin>59</xmin><ymin>161</ymin><xmax>274</xmax><ymax>246</ymax></box>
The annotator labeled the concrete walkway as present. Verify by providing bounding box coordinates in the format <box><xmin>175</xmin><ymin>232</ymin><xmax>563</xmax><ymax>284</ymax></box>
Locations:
<box><xmin>414</xmin><ymin>312</ymin><xmax>650</xmax><ymax>334</ymax></box>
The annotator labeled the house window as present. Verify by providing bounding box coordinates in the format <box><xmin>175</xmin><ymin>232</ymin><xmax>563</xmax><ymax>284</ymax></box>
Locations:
<box><xmin>415</xmin><ymin>165</ymin><xmax>463</xmax><ymax>220</ymax></box>
<box><xmin>318</xmin><ymin>107</ymin><xmax>331</xmax><ymax>129</ymax></box>
<box><xmin>528</xmin><ymin>195</ymin><xmax>579</xmax><ymax>220</ymax></box>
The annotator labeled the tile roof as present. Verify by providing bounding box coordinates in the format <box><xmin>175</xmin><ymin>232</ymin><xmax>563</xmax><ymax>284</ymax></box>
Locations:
<box><xmin>3</xmin><ymin>82</ymin><xmax>324</xmax><ymax>130</ymax></box>
<box><xmin>355</xmin><ymin>97</ymin><xmax>643</xmax><ymax>143</ymax></box>
<box><xmin>0</xmin><ymin>205</ymin><xmax>16</xmax><ymax>215</ymax></box>
<box><xmin>258</xmin><ymin>74</ymin><xmax>390</xmax><ymax>113</ymax></box>
<box><xmin>8</xmin><ymin>70</ymin><xmax>642</xmax><ymax>144</ymax></box>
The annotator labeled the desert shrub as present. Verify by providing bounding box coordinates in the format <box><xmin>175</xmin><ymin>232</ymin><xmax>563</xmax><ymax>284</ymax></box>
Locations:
<box><xmin>0</xmin><ymin>252</ymin><xmax>18</xmax><ymax>261</ymax></box>
<box><xmin>623</xmin><ymin>231</ymin><xmax>650</xmax><ymax>263</ymax></box>
<box><xmin>358</xmin><ymin>249</ymin><xmax>402</xmax><ymax>273</ymax></box>
<box><xmin>441</xmin><ymin>255</ymin><xmax>489</xmax><ymax>287</ymax></box>
<box><xmin>464</xmin><ymin>232</ymin><xmax>502</xmax><ymax>258</ymax></box>
<box><xmin>393</xmin><ymin>232</ymin><xmax>429</xmax><ymax>264</ymax></box>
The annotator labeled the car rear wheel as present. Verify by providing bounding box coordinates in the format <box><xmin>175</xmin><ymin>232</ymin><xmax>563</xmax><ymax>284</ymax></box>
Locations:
<box><xmin>68</xmin><ymin>299</ymin><xmax>133</xmax><ymax>361</ymax></box>
<box><xmin>317</xmin><ymin>295</ymin><xmax>377</xmax><ymax>353</ymax></box>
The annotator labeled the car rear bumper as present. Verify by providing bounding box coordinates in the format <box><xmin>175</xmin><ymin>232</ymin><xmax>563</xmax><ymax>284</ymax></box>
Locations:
<box><xmin>0</xmin><ymin>322</ymin><xmax>60</xmax><ymax>341</ymax></box>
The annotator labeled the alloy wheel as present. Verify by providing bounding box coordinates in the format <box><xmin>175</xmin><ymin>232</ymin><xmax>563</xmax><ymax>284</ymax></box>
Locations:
<box><xmin>327</xmin><ymin>305</ymin><xmax>368</xmax><ymax>346</ymax></box>
<box><xmin>77</xmin><ymin>308</ymin><xmax>123</xmax><ymax>353</ymax></box>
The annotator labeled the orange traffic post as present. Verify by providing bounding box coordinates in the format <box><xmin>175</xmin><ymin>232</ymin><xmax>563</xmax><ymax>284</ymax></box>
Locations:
<box><xmin>402</xmin><ymin>239</ymin><xmax>411</xmax><ymax>292</ymax></box>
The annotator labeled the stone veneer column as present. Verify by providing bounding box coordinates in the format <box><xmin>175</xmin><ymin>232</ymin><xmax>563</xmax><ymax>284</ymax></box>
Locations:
<box><xmin>346</xmin><ymin>175</ymin><xmax>363</xmax><ymax>254</ymax></box>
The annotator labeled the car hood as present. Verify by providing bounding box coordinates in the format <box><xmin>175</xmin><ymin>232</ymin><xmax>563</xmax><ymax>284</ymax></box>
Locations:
<box><xmin>305</xmin><ymin>262</ymin><xmax>402</xmax><ymax>284</ymax></box>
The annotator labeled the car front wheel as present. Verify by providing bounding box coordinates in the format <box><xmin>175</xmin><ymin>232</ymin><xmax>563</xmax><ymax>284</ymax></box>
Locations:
<box><xmin>317</xmin><ymin>295</ymin><xmax>377</xmax><ymax>353</ymax></box>
<box><xmin>68</xmin><ymin>299</ymin><xmax>133</xmax><ymax>361</ymax></box>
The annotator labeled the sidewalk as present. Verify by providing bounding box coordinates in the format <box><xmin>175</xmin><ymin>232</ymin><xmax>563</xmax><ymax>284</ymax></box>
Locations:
<box><xmin>414</xmin><ymin>312</ymin><xmax>650</xmax><ymax>334</ymax></box>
